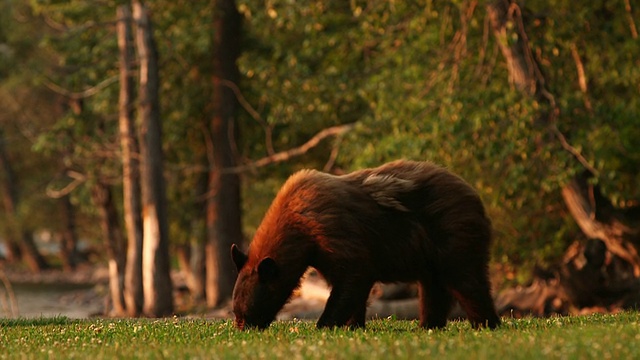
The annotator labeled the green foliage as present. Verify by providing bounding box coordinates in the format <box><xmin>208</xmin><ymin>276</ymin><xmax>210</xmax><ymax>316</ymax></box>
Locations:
<box><xmin>238</xmin><ymin>0</ymin><xmax>640</xmax><ymax>280</ymax></box>
<box><xmin>0</xmin><ymin>1</ymin><xmax>82</xmax><ymax>237</ymax></box>
<box><xmin>1</xmin><ymin>313</ymin><xmax>640</xmax><ymax>359</ymax></box>
<box><xmin>527</xmin><ymin>0</ymin><xmax>640</xmax><ymax>203</ymax></box>
<box><xmin>237</xmin><ymin>0</ymin><xmax>368</xmax><ymax>156</ymax></box>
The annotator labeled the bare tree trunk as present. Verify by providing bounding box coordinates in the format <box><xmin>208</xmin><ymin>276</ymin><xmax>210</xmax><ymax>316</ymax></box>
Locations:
<box><xmin>59</xmin><ymin>195</ymin><xmax>79</xmax><ymax>272</ymax></box>
<box><xmin>0</xmin><ymin>129</ymin><xmax>48</xmax><ymax>272</ymax></box>
<box><xmin>561</xmin><ymin>172</ymin><xmax>640</xmax><ymax>276</ymax></box>
<box><xmin>180</xmin><ymin>171</ymin><xmax>208</xmax><ymax>302</ymax></box>
<box><xmin>118</xmin><ymin>4</ymin><xmax>144</xmax><ymax>317</ymax></box>
<box><xmin>91</xmin><ymin>182</ymin><xmax>127</xmax><ymax>316</ymax></box>
<box><xmin>176</xmin><ymin>218</ymin><xmax>206</xmax><ymax>302</ymax></box>
<box><xmin>189</xmin><ymin>227</ymin><xmax>206</xmax><ymax>301</ymax></box>
<box><xmin>486</xmin><ymin>0</ymin><xmax>546</xmax><ymax>97</ymax></box>
<box><xmin>205</xmin><ymin>0</ymin><xmax>243</xmax><ymax>308</ymax></box>
<box><xmin>19</xmin><ymin>232</ymin><xmax>50</xmax><ymax>273</ymax></box>
<box><xmin>2</xmin><ymin>240</ymin><xmax>21</xmax><ymax>263</ymax></box>
<box><xmin>134</xmin><ymin>1</ymin><xmax>174</xmax><ymax>317</ymax></box>
<box><xmin>176</xmin><ymin>244</ymin><xmax>191</xmax><ymax>280</ymax></box>
<box><xmin>192</xmin><ymin>171</ymin><xmax>208</xmax><ymax>301</ymax></box>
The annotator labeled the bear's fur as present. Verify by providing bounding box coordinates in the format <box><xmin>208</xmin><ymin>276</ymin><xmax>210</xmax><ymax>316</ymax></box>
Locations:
<box><xmin>231</xmin><ymin>160</ymin><xmax>501</xmax><ymax>330</ymax></box>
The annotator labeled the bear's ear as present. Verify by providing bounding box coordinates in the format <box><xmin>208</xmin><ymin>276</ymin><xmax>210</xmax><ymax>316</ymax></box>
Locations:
<box><xmin>231</xmin><ymin>244</ymin><xmax>248</xmax><ymax>272</ymax></box>
<box><xmin>257</xmin><ymin>257</ymin><xmax>279</xmax><ymax>282</ymax></box>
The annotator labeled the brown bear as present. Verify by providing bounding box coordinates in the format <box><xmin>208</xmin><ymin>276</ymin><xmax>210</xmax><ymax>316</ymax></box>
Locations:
<box><xmin>231</xmin><ymin>160</ymin><xmax>501</xmax><ymax>330</ymax></box>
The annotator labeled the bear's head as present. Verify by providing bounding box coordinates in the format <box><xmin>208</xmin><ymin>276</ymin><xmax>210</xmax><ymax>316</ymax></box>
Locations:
<box><xmin>230</xmin><ymin>244</ymin><xmax>287</xmax><ymax>330</ymax></box>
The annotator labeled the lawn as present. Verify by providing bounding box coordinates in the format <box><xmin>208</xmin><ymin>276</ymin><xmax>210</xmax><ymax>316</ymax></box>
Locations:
<box><xmin>1</xmin><ymin>312</ymin><xmax>639</xmax><ymax>359</ymax></box>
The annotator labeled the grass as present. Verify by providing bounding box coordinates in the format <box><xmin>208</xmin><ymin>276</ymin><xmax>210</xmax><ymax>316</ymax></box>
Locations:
<box><xmin>1</xmin><ymin>312</ymin><xmax>640</xmax><ymax>359</ymax></box>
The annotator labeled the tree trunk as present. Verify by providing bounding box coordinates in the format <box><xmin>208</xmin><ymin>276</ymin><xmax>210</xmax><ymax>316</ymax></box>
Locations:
<box><xmin>2</xmin><ymin>240</ymin><xmax>21</xmax><ymax>263</ymax></box>
<box><xmin>486</xmin><ymin>0</ymin><xmax>546</xmax><ymax>98</ymax></box>
<box><xmin>561</xmin><ymin>172</ymin><xmax>640</xmax><ymax>276</ymax></box>
<box><xmin>205</xmin><ymin>0</ymin><xmax>243</xmax><ymax>308</ymax></box>
<box><xmin>59</xmin><ymin>195</ymin><xmax>79</xmax><ymax>272</ymax></box>
<box><xmin>176</xmin><ymin>219</ymin><xmax>206</xmax><ymax>302</ymax></box>
<box><xmin>91</xmin><ymin>182</ymin><xmax>127</xmax><ymax>316</ymax></box>
<box><xmin>189</xmin><ymin>231</ymin><xmax>206</xmax><ymax>301</ymax></box>
<box><xmin>118</xmin><ymin>4</ymin><xmax>144</xmax><ymax>317</ymax></box>
<box><xmin>176</xmin><ymin>244</ymin><xmax>191</xmax><ymax>282</ymax></box>
<box><xmin>134</xmin><ymin>1</ymin><xmax>174</xmax><ymax>317</ymax></box>
<box><xmin>19</xmin><ymin>232</ymin><xmax>50</xmax><ymax>273</ymax></box>
<box><xmin>0</xmin><ymin>128</ymin><xmax>48</xmax><ymax>272</ymax></box>
<box><xmin>192</xmin><ymin>171</ymin><xmax>208</xmax><ymax>302</ymax></box>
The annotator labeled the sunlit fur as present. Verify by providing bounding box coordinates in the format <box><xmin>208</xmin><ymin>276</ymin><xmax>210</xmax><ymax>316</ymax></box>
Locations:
<box><xmin>231</xmin><ymin>160</ymin><xmax>501</xmax><ymax>330</ymax></box>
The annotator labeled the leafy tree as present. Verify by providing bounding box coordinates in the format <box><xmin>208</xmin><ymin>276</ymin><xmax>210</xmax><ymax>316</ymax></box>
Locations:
<box><xmin>132</xmin><ymin>1</ymin><xmax>174</xmax><ymax>317</ymax></box>
<box><xmin>338</xmin><ymin>1</ymin><xmax>637</xmax><ymax>280</ymax></box>
<box><xmin>237</xmin><ymin>0</ymin><xmax>640</xmax><ymax>283</ymax></box>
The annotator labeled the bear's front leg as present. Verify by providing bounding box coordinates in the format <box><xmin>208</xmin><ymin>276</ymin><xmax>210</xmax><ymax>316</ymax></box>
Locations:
<box><xmin>317</xmin><ymin>281</ymin><xmax>372</xmax><ymax>329</ymax></box>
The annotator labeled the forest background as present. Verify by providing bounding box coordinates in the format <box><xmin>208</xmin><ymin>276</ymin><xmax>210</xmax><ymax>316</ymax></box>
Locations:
<box><xmin>0</xmin><ymin>0</ymin><xmax>638</xmax><ymax>317</ymax></box>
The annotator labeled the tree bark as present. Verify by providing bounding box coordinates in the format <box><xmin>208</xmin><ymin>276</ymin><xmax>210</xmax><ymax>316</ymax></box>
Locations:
<box><xmin>176</xmin><ymin>217</ymin><xmax>206</xmax><ymax>302</ymax></box>
<box><xmin>486</xmin><ymin>0</ymin><xmax>546</xmax><ymax>97</ymax></box>
<box><xmin>2</xmin><ymin>241</ymin><xmax>21</xmax><ymax>263</ymax></box>
<box><xmin>59</xmin><ymin>195</ymin><xmax>79</xmax><ymax>272</ymax></box>
<box><xmin>91</xmin><ymin>182</ymin><xmax>127</xmax><ymax>316</ymax></box>
<box><xmin>205</xmin><ymin>0</ymin><xmax>243</xmax><ymax>308</ymax></box>
<box><xmin>189</xmin><ymin>228</ymin><xmax>206</xmax><ymax>301</ymax></box>
<box><xmin>118</xmin><ymin>4</ymin><xmax>144</xmax><ymax>317</ymax></box>
<box><xmin>561</xmin><ymin>172</ymin><xmax>640</xmax><ymax>276</ymax></box>
<box><xmin>18</xmin><ymin>232</ymin><xmax>50</xmax><ymax>273</ymax></box>
<box><xmin>191</xmin><ymin>172</ymin><xmax>208</xmax><ymax>302</ymax></box>
<box><xmin>134</xmin><ymin>1</ymin><xmax>174</xmax><ymax>317</ymax></box>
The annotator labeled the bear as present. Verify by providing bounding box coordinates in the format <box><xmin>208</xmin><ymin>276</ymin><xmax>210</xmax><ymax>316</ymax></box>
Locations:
<box><xmin>231</xmin><ymin>160</ymin><xmax>501</xmax><ymax>330</ymax></box>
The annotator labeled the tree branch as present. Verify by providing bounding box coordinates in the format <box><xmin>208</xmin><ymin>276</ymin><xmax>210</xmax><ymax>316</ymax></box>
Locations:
<box><xmin>46</xmin><ymin>170</ymin><xmax>87</xmax><ymax>199</ymax></box>
<box><xmin>323</xmin><ymin>134</ymin><xmax>344</xmax><ymax>172</ymax></box>
<box><xmin>550</xmin><ymin>123</ymin><xmax>598</xmax><ymax>176</ymax></box>
<box><xmin>561</xmin><ymin>175</ymin><xmax>640</xmax><ymax>276</ymax></box>
<box><xmin>43</xmin><ymin>75</ymin><xmax>119</xmax><ymax>100</ymax></box>
<box><xmin>223</xmin><ymin>123</ymin><xmax>355</xmax><ymax>174</ymax></box>
<box><xmin>214</xmin><ymin>77</ymin><xmax>275</xmax><ymax>155</ymax></box>
<box><xmin>570</xmin><ymin>43</ymin><xmax>592</xmax><ymax>111</ymax></box>
<box><xmin>624</xmin><ymin>0</ymin><xmax>638</xmax><ymax>39</ymax></box>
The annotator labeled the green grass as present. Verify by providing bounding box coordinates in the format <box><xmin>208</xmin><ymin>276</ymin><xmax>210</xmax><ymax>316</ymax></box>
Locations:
<box><xmin>1</xmin><ymin>312</ymin><xmax>639</xmax><ymax>359</ymax></box>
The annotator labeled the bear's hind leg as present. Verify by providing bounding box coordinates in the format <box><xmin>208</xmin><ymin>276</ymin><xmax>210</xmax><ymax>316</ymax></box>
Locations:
<box><xmin>447</xmin><ymin>276</ymin><xmax>501</xmax><ymax>329</ymax></box>
<box><xmin>418</xmin><ymin>276</ymin><xmax>454</xmax><ymax>329</ymax></box>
